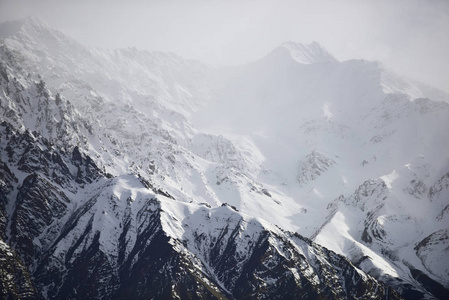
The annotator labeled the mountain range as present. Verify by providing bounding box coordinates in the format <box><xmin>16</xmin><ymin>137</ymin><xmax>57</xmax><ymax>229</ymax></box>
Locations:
<box><xmin>0</xmin><ymin>17</ymin><xmax>448</xmax><ymax>299</ymax></box>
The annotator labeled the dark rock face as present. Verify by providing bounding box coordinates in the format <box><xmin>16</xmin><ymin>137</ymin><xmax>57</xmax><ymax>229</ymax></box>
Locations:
<box><xmin>114</xmin><ymin>220</ymin><xmax>225</xmax><ymax>300</ymax></box>
<box><xmin>0</xmin><ymin>122</ymin><xmax>105</xmax><ymax>193</ymax></box>
<box><xmin>0</xmin><ymin>121</ymin><xmax>110</xmax><ymax>299</ymax></box>
<box><xmin>32</xmin><ymin>195</ymin><xmax>225</xmax><ymax>300</ymax></box>
<box><xmin>186</xmin><ymin>216</ymin><xmax>402</xmax><ymax>300</ymax></box>
<box><xmin>408</xmin><ymin>267</ymin><xmax>449</xmax><ymax>300</ymax></box>
<box><xmin>0</xmin><ymin>159</ymin><xmax>17</xmax><ymax>239</ymax></box>
<box><xmin>0</xmin><ymin>121</ymin><xmax>405</xmax><ymax>299</ymax></box>
<box><xmin>36</xmin><ymin>230</ymin><xmax>120</xmax><ymax>300</ymax></box>
<box><xmin>10</xmin><ymin>174</ymin><xmax>69</xmax><ymax>266</ymax></box>
<box><xmin>71</xmin><ymin>146</ymin><xmax>106</xmax><ymax>184</ymax></box>
<box><xmin>0</xmin><ymin>242</ymin><xmax>37</xmax><ymax>300</ymax></box>
<box><xmin>231</xmin><ymin>233</ymin><xmax>371</xmax><ymax>299</ymax></box>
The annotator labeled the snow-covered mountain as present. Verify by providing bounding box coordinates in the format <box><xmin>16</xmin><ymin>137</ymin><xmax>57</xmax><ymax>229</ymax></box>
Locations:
<box><xmin>0</xmin><ymin>17</ymin><xmax>448</xmax><ymax>299</ymax></box>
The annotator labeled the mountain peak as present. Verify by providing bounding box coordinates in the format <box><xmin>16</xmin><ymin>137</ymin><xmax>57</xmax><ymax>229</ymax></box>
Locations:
<box><xmin>22</xmin><ymin>16</ymin><xmax>49</xmax><ymax>28</ymax></box>
<box><xmin>0</xmin><ymin>19</ymin><xmax>25</xmax><ymax>39</ymax></box>
<box><xmin>0</xmin><ymin>16</ymin><xmax>49</xmax><ymax>39</ymax></box>
<box><xmin>278</xmin><ymin>41</ymin><xmax>337</xmax><ymax>64</ymax></box>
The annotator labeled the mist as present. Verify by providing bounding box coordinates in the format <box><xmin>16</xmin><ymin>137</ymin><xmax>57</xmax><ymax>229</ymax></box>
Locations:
<box><xmin>1</xmin><ymin>0</ymin><xmax>448</xmax><ymax>93</ymax></box>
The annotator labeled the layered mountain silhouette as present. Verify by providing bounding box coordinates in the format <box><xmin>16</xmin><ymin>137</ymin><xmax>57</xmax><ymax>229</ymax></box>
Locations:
<box><xmin>0</xmin><ymin>17</ymin><xmax>448</xmax><ymax>299</ymax></box>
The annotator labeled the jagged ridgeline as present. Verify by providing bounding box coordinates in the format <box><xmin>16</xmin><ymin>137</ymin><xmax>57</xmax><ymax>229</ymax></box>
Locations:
<box><xmin>1</xmin><ymin>17</ymin><xmax>448</xmax><ymax>299</ymax></box>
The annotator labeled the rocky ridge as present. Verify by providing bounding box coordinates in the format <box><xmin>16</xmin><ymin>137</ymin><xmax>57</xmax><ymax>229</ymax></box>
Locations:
<box><xmin>0</xmin><ymin>17</ymin><xmax>448</xmax><ymax>299</ymax></box>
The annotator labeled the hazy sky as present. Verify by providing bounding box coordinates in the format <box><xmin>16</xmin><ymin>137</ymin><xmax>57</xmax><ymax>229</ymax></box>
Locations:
<box><xmin>1</xmin><ymin>0</ymin><xmax>448</xmax><ymax>92</ymax></box>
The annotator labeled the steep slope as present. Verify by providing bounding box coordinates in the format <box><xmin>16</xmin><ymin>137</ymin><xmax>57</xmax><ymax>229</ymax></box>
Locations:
<box><xmin>194</xmin><ymin>39</ymin><xmax>449</xmax><ymax>299</ymax></box>
<box><xmin>267</xmin><ymin>41</ymin><xmax>338</xmax><ymax>65</ymax></box>
<box><xmin>0</xmin><ymin>120</ymin><xmax>403</xmax><ymax>299</ymax></box>
<box><xmin>1</xmin><ymin>17</ymin><xmax>448</xmax><ymax>299</ymax></box>
<box><xmin>0</xmin><ymin>241</ymin><xmax>37</xmax><ymax>300</ymax></box>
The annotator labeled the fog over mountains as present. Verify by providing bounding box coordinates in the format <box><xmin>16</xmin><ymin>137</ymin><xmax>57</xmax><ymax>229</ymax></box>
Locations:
<box><xmin>0</xmin><ymin>17</ymin><xmax>448</xmax><ymax>299</ymax></box>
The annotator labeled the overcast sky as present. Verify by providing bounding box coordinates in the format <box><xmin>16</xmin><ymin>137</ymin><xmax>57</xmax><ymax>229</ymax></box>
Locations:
<box><xmin>1</xmin><ymin>0</ymin><xmax>448</xmax><ymax>92</ymax></box>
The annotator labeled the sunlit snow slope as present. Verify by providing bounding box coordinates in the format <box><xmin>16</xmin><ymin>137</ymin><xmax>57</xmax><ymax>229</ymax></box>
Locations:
<box><xmin>1</xmin><ymin>17</ymin><xmax>448</xmax><ymax>299</ymax></box>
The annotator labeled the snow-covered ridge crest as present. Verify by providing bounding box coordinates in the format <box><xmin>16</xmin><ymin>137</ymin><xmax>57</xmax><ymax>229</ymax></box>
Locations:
<box><xmin>278</xmin><ymin>41</ymin><xmax>337</xmax><ymax>64</ymax></box>
<box><xmin>0</xmin><ymin>16</ymin><xmax>48</xmax><ymax>39</ymax></box>
<box><xmin>1</xmin><ymin>16</ymin><xmax>449</xmax><ymax>298</ymax></box>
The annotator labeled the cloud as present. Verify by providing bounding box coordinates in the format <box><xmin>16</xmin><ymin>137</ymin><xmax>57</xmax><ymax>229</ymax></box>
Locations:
<box><xmin>1</xmin><ymin>0</ymin><xmax>448</xmax><ymax>92</ymax></box>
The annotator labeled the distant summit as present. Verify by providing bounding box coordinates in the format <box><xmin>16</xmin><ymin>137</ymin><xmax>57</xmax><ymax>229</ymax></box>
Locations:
<box><xmin>0</xmin><ymin>19</ymin><xmax>25</xmax><ymax>39</ymax></box>
<box><xmin>0</xmin><ymin>16</ymin><xmax>48</xmax><ymax>39</ymax></box>
<box><xmin>268</xmin><ymin>41</ymin><xmax>337</xmax><ymax>64</ymax></box>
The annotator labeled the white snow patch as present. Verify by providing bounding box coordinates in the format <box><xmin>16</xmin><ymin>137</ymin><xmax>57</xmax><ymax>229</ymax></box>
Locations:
<box><xmin>380</xmin><ymin>170</ymin><xmax>399</xmax><ymax>189</ymax></box>
<box><xmin>322</xmin><ymin>103</ymin><xmax>333</xmax><ymax>121</ymax></box>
